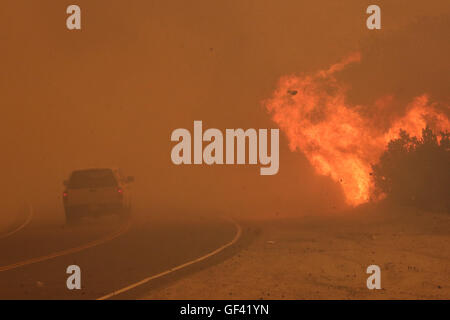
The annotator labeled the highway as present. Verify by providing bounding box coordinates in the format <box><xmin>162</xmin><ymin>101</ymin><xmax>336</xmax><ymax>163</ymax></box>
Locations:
<box><xmin>0</xmin><ymin>209</ymin><xmax>240</xmax><ymax>299</ymax></box>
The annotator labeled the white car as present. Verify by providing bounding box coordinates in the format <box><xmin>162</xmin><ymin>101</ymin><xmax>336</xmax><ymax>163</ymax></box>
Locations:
<box><xmin>62</xmin><ymin>168</ymin><xmax>134</xmax><ymax>224</ymax></box>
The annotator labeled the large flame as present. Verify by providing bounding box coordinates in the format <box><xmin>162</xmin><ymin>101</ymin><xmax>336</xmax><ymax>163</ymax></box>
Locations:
<box><xmin>265</xmin><ymin>53</ymin><xmax>450</xmax><ymax>206</ymax></box>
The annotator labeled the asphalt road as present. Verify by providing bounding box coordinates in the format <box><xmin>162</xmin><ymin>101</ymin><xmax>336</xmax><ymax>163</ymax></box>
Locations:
<box><xmin>0</xmin><ymin>209</ymin><xmax>239</xmax><ymax>299</ymax></box>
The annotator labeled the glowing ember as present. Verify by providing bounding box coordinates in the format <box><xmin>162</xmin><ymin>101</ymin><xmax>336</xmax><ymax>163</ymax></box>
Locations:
<box><xmin>265</xmin><ymin>53</ymin><xmax>450</xmax><ymax>206</ymax></box>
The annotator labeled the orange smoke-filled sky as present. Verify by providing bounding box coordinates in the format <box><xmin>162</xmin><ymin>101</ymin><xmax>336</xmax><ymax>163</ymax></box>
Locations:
<box><xmin>0</xmin><ymin>1</ymin><xmax>449</xmax><ymax>218</ymax></box>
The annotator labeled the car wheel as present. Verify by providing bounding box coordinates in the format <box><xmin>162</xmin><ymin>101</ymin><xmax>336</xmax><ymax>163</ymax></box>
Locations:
<box><xmin>118</xmin><ymin>206</ymin><xmax>131</xmax><ymax>220</ymax></box>
<box><xmin>65</xmin><ymin>208</ymin><xmax>80</xmax><ymax>225</ymax></box>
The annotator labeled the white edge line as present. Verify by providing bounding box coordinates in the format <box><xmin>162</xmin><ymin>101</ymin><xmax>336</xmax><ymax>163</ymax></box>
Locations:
<box><xmin>97</xmin><ymin>217</ymin><xmax>242</xmax><ymax>300</ymax></box>
<box><xmin>0</xmin><ymin>204</ymin><xmax>33</xmax><ymax>240</ymax></box>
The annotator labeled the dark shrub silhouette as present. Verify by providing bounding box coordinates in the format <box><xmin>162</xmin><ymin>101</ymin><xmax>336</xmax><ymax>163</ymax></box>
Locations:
<box><xmin>372</xmin><ymin>126</ymin><xmax>449</xmax><ymax>211</ymax></box>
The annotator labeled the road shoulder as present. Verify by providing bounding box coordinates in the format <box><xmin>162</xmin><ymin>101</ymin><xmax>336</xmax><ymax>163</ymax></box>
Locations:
<box><xmin>141</xmin><ymin>206</ymin><xmax>450</xmax><ymax>299</ymax></box>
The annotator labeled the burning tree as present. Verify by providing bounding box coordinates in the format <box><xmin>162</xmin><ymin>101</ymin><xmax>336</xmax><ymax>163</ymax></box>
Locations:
<box><xmin>371</xmin><ymin>127</ymin><xmax>450</xmax><ymax>211</ymax></box>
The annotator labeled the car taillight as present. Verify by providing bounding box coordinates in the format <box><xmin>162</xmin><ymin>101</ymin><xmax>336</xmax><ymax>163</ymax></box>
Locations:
<box><xmin>63</xmin><ymin>191</ymin><xmax>68</xmax><ymax>198</ymax></box>
<box><xmin>117</xmin><ymin>188</ymin><xmax>123</xmax><ymax>194</ymax></box>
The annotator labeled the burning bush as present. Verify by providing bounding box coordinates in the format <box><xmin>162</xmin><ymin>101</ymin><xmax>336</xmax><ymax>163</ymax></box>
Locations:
<box><xmin>372</xmin><ymin>127</ymin><xmax>450</xmax><ymax>212</ymax></box>
<box><xmin>265</xmin><ymin>53</ymin><xmax>450</xmax><ymax>207</ymax></box>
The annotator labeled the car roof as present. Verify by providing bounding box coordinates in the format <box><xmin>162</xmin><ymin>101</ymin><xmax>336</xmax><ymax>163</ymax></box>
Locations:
<box><xmin>70</xmin><ymin>167</ymin><xmax>123</xmax><ymax>178</ymax></box>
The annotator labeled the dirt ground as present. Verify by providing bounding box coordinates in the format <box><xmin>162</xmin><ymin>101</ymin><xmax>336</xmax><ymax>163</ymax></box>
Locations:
<box><xmin>142</xmin><ymin>204</ymin><xmax>450</xmax><ymax>299</ymax></box>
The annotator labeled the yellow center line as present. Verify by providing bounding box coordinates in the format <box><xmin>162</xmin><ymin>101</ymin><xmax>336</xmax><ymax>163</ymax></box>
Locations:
<box><xmin>0</xmin><ymin>219</ymin><xmax>132</xmax><ymax>272</ymax></box>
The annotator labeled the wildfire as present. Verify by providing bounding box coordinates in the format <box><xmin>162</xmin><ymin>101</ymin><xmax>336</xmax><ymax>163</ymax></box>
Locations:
<box><xmin>265</xmin><ymin>53</ymin><xmax>450</xmax><ymax>206</ymax></box>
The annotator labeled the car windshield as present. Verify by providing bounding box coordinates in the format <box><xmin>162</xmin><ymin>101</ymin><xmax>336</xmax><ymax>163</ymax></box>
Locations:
<box><xmin>68</xmin><ymin>169</ymin><xmax>117</xmax><ymax>189</ymax></box>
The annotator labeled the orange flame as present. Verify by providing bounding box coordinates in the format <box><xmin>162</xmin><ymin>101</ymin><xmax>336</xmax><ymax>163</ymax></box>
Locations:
<box><xmin>265</xmin><ymin>53</ymin><xmax>450</xmax><ymax>206</ymax></box>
